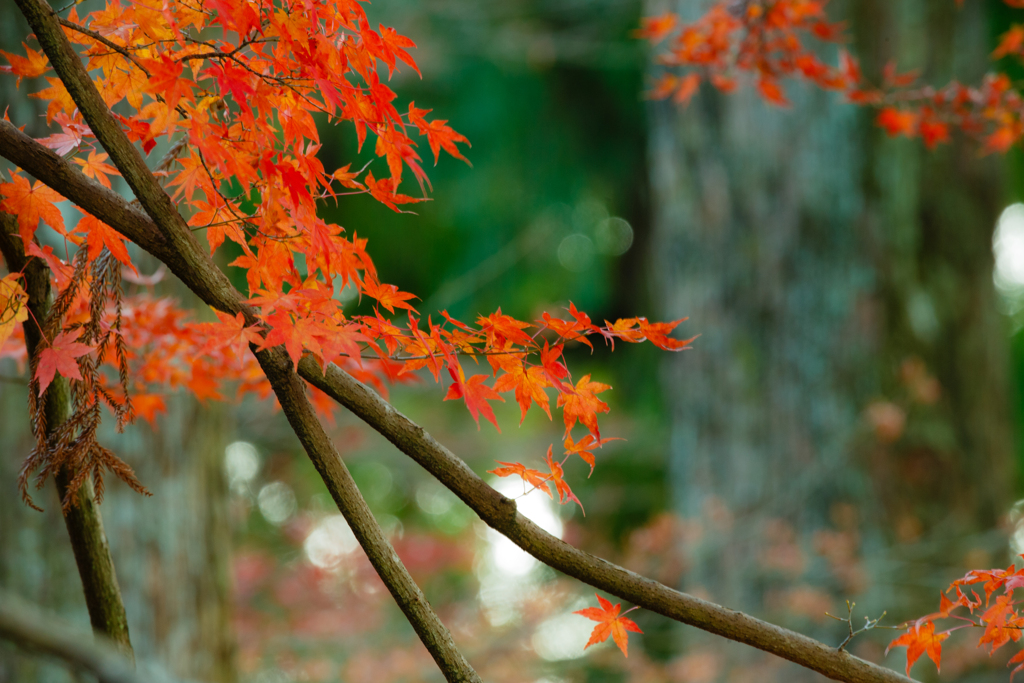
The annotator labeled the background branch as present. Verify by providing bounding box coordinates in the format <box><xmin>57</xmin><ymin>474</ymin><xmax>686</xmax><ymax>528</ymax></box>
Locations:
<box><xmin>0</xmin><ymin>211</ymin><xmax>134</xmax><ymax>661</ymax></box>
<box><xmin>0</xmin><ymin>589</ymin><xmax>180</xmax><ymax>683</ymax></box>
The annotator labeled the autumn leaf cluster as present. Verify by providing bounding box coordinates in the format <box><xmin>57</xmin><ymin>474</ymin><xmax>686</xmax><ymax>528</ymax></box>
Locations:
<box><xmin>638</xmin><ymin>0</ymin><xmax>1024</xmax><ymax>153</ymax></box>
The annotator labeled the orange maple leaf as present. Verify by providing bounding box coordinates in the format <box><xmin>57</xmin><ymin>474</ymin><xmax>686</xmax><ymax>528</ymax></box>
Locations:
<box><xmin>444</xmin><ymin>364</ymin><xmax>504</xmax><ymax>431</ymax></box>
<box><xmin>73</xmin><ymin>150</ymin><xmax>120</xmax><ymax>188</ymax></box>
<box><xmin>0</xmin><ymin>273</ymin><xmax>29</xmax><ymax>350</ymax></box>
<box><xmin>492</xmin><ymin>357</ymin><xmax>552</xmax><ymax>423</ymax></box>
<box><xmin>79</xmin><ymin>214</ymin><xmax>135</xmax><ymax>271</ymax></box>
<box><xmin>637</xmin><ymin>317</ymin><xmax>696</xmax><ymax>351</ymax></box>
<box><xmin>487</xmin><ymin>461</ymin><xmax>550</xmax><ymax>496</ymax></box>
<box><xmin>0</xmin><ymin>173</ymin><xmax>66</xmax><ymax>243</ymax></box>
<box><xmin>886</xmin><ymin>621</ymin><xmax>948</xmax><ymax>676</ymax></box>
<box><xmin>564</xmin><ymin>433</ymin><xmax>621</xmax><ymax>475</ymax></box>
<box><xmin>362</xmin><ymin>277</ymin><xmax>418</xmax><ymax>314</ymax></box>
<box><xmin>0</xmin><ymin>42</ymin><xmax>49</xmax><ymax>86</ymax></box>
<box><xmin>574</xmin><ymin>594</ymin><xmax>643</xmax><ymax>657</ymax></box>
<box><xmin>557</xmin><ymin>374</ymin><xmax>610</xmax><ymax>438</ymax></box>
<box><xmin>545</xmin><ymin>445</ymin><xmax>582</xmax><ymax>512</ymax></box>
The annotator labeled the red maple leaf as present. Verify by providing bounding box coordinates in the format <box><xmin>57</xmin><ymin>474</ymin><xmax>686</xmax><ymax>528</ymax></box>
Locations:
<box><xmin>574</xmin><ymin>594</ymin><xmax>643</xmax><ymax>657</ymax></box>
<box><xmin>364</xmin><ymin>172</ymin><xmax>425</xmax><ymax>212</ymax></box>
<box><xmin>36</xmin><ymin>329</ymin><xmax>93</xmax><ymax>394</ymax></box>
<box><xmin>444</xmin><ymin>364</ymin><xmax>503</xmax><ymax>431</ymax></box>
<box><xmin>198</xmin><ymin>310</ymin><xmax>265</xmax><ymax>360</ymax></box>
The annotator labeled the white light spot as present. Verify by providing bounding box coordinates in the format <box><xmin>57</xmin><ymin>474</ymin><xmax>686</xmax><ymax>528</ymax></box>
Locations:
<box><xmin>475</xmin><ymin>477</ymin><xmax>565</xmax><ymax>625</ymax></box>
<box><xmin>416</xmin><ymin>481</ymin><xmax>456</xmax><ymax>516</ymax></box>
<box><xmin>304</xmin><ymin>515</ymin><xmax>358</xmax><ymax>570</ymax></box>
<box><xmin>257</xmin><ymin>482</ymin><xmax>296</xmax><ymax>525</ymax></box>
<box><xmin>225</xmin><ymin>441</ymin><xmax>259</xmax><ymax>493</ymax></box>
<box><xmin>994</xmin><ymin>204</ymin><xmax>1024</xmax><ymax>308</ymax></box>
<box><xmin>557</xmin><ymin>234</ymin><xmax>595</xmax><ymax>273</ymax></box>
<box><xmin>486</xmin><ymin>477</ymin><xmax>563</xmax><ymax>574</ymax></box>
<box><xmin>595</xmin><ymin>217</ymin><xmax>634</xmax><ymax>256</ymax></box>
<box><xmin>532</xmin><ymin>602</ymin><xmax>594</xmax><ymax>661</ymax></box>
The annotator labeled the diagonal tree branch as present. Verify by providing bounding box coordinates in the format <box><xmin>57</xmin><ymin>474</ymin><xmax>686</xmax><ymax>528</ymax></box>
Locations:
<box><xmin>8</xmin><ymin>2</ymin><xmax>482</xmax><ymax>680</ymax></box>
<box><xmin>0</xmin><ymin>589</ymin><xmax>183</xmax><ymax>683</ymax></box>
<box><xmin>0</xmin><ymin>119</ymin><xmax>915</xmax><ymax>683</ymax></box>
<box><xmin>0</xmin><ymin>212</ymin><xmax>134</xmax><ymax>661</ymax></box>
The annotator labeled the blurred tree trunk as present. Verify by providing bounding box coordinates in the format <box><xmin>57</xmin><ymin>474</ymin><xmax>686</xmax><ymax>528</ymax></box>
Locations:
<box><xmin>0</xmin><ymin>391</ymin><xmax>236</xmax><ymax>683</ymax></box>
<box><xmin>649</xmin><ymin>0</ymin><xmax>1014</xmax><ymax>671</ymax></box>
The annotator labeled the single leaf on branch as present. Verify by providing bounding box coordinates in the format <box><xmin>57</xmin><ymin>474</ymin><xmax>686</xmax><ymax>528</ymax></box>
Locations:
<box><xmin>35</xmin><ymin>328</ymin><xmax>92</xmax><ymax>395</ymax></box>
<box><xmin>575</xmin><ymin>594</ymin><xmax>643</xmax><ymax>657</ymax></box>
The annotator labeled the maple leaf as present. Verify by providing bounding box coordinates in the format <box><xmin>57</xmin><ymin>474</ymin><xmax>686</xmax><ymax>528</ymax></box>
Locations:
<box><xmin>0</xmin><ymin>43</ymin><xmax>48</xmax><ymax>86</ymax></box>
<box><xmin>36</xmin><ymin>329</ymin><xmax>93</xmax><ymax>395</ymax></box>
<box><xmin>564</xmin><ymin>433</ymin><xmax>621</xmax><ymax>475</ymax></box>
<box><xmin>493</xmin><ymin>359</ymin><xmax>552</xmax><ymax>423</ymax></box>
<box><xmin>198</xmin><ymin>310</ymin><xmax>265</xmax><ymax>360</ymax></box>
<box><xmin>0</xmin><ymin>173</ymin><xmax>66</xmax><ymax>243</ymax></box>
<box><xmin>637</xmin><ymin>317</ymin><xmax>696</xmax><ymax>351</ymax></box>
<box><xmin>632</xmin><ymin>13</ymin><xmax>677</xmax><ymax>43</ymax></box>
<box><xmin>540</xmin><ymin>342</ymin><xmax>570</xmax><ymax>390</ymax></box>
<box><xmin>444</xmin><ymin>364</ymin><xmax>504</xmax><ymax>431</ymax></box>
<box><xmin>363</xmin><ymin>277</ymin><xmax>418</xmax><ymax>313</ymax></box>
<box><xmin>487</xmin><ymin>461</ymin><xmax>551</xmax><ymax>496</ymax></box>
<box><xmin>0</xmin><ymin>273</ymin><xmax>29</xmax><ymax>350</ymax></box>
<box><xmin>574</xmin><ymin>594</ymin><xmax>643</xmax><ymax>657</ymax></box>
<box><xmin>886</xmin><ymin>621</ymin><xmax>948</xmax><ymax>676</ymax></box>
<box><xmin>422</xmin><ymin>119</ymin><xmax>471</xmax><ymax>166</ymax></box>
<box><xmin>79</xmin><ymin>214</ymin><xmax>136</xmax><ymax>271</ymax></box>
<box><xmin>73</xmin><ymin>150</ymin><xmax>119</xmax><ymax>188</ymax></box>
<box><xmin>557</xmin><ymin>374</ymin><xmax>611</xmax><ymax>438</ymax></box>
<box><xmin>545</xmin><ymin>445</ymin><xmax>582</xmax><ymax>512</ymax></box>
<box><xmin>364</xmin><ymin>172</ymin><xmax>426</xmax><ymax>212</ymax></box>
<box><xmin>332</xmin><ymin>164</ymin><xmax>365</xmax><ymax>189</ymax></box>
<box><xmin>257</xmin><ymin>310</ymin><xmax>314</xmax><ymax>370</ymax></box>
<box><xmin>132</xmin><ymin>393</ymin><xmax>167</xmax><ymax>425</ymax></box>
